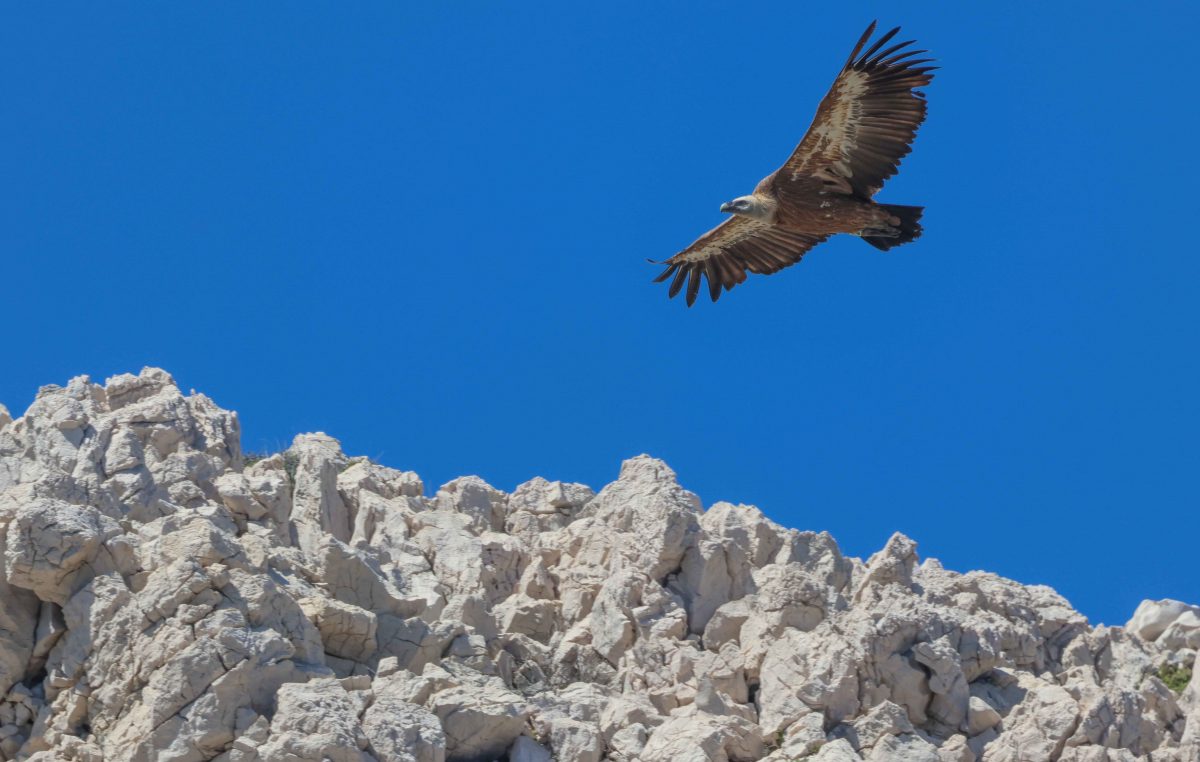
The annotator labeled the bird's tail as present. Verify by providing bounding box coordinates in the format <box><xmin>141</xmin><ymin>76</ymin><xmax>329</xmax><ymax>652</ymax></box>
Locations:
<box><xmin>863</xmin><ymin>204</ymin><xmax>924</xmax><ymax>251</ymax></box>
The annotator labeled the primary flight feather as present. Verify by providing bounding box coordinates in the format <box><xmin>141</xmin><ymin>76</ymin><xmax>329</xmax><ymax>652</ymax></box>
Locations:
<box><xmin>653</xmin><ymin>21</ymin><xmax>936</xmax><ymax>306</ymax></box>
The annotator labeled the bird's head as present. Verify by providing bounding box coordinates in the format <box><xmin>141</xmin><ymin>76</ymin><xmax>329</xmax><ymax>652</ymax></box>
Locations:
<box><xmin>720</xmin><ymin>195</ymin><xmax>769</xmax><ymax>219</ymax></box>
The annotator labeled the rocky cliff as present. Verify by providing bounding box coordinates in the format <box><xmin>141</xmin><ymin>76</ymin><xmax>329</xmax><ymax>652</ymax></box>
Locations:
<box><xmin>0</xmin><ymin>368</ymin><xmax>1196</xmax><ymax>762</ymax></box>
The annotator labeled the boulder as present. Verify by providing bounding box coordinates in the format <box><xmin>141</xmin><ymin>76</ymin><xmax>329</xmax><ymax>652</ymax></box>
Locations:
<box><xmin>1127</xmin><ymin>599</ymin><xmax>1200</xmax><ymax>643</ymax></box>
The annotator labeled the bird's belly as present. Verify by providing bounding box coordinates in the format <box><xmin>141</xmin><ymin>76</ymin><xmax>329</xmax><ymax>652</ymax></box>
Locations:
<box><xmin>777</xmin><ymin>195</ymin><xmax>877</xmax><ymax>235</ymax></box>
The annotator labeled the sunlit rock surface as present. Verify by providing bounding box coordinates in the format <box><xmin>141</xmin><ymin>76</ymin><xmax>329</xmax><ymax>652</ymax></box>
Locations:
<box><xmin>0</xmin><ymin>368</ymin><xmax>1195</xmax><ymax>761</ymax></box>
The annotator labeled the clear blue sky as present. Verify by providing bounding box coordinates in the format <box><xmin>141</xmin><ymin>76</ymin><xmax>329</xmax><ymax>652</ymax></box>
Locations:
<box><xmin>3</xmin><ymin>4</ymin><xmax>1197</xmax><ymax>625</ymax></box>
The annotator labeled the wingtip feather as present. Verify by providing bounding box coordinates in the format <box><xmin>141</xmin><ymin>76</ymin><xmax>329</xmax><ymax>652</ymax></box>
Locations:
<box><xmin>858</xmin><ymin>26</ymin><xmax>901</xmax><ymax>66</ymax></box>
<box><xmin>685</xmin><ymin>266</ymin><xmax>701</xmax><ymax>306</ymax></box>
<box><xmin>699</xmin><ymin>260</ymin><xmax>717</xmax><ymax>303</ymax></box>
<box><xmin>653</xmin><ymin>262</ymin><xmax>679</xmax><ymax>283</ymax></box>
<box><xmin>845</xmin><ymin>21</ymin><xmax>879</xmax><ymax>67</ymax></box>
<box><xmin>668</xmin><ymin>265</ymin><xmax>688</xmax><ymax>299</ymax></box>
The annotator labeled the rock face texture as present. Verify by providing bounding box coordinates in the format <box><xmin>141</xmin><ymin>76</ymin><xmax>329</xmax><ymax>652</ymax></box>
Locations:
<box><xmin>0</xmin><ymin>368</ymin><xmax>1197</xmax><ymax>761</ymax></box>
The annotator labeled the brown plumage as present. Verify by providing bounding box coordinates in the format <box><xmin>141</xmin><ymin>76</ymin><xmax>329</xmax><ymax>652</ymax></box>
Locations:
<box><xmin>653</xmin><ymin>21</ymin><xmax>936</xmax><ymax>306</ymax></box>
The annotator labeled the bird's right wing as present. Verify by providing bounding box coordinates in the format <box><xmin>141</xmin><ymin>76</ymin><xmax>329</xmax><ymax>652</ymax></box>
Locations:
<box><xmin>652</xmin><ymin>215</ymin><xmax>828</xmax><ymax>306</ymax></box>
<box><xmin>775</xmin><ymin>21</ymin><xmax>935</xmax><ymax>200</ymax></box>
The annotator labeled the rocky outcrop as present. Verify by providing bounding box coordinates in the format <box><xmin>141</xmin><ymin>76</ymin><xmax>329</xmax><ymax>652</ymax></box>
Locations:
<box><xmin>1129</xmin><ymin>600</ymin><xmax>1200</xmax><ymax>652</ymax></box>
<box><xmin>0</xmin><ymin>368</ymin><xmax>1196</xmax><ymax>761</ymax></box>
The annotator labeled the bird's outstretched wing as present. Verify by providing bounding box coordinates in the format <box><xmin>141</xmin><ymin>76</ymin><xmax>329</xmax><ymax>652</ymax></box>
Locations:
<box><xmin>653</xmin><ymin>216</ymin><xmax>828</xmax><ymax>306</ymax></box>
<box><xmin>776</xmin><ymin>21</ymin><xmax>936</xmax><ymax>200</ymax></box>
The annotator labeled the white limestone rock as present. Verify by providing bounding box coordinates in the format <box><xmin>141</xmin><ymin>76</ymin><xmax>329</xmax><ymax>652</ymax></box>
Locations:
<box><xmin>913</xmin><ymin>636</ymin><xmax>970</xmax><ymax>730</ymax></box>
<box><xmin>739</xmin><ymin>561</ymin><xmax>831</xmax><ymax>678</ymax></box>
<box><xmin>1159</xmin><ymin>611</ymin><xmax>1200</xmax><ymax>650</ymax></box>
<box><xmin>0</xmin><ymin>579</ymin><xmax>37</xmax><ymax>698</ymax></box>
<box><xmin>1128</xmin><ymin>599</ymin><xmax>1200</xmax><ymax>643</ymax></box>
<box><xmin>639</xmin><ymin>710</ymin><xmax>764</xmax><ymax>762</ymax></box>
<box><xmin>703</xmin><ymin>595</ymin><xmax>757</xmax><ymax>651</ymax></box>
<box><xmin>865</xmin><ymin>732</ymin><xmax>941</xmax><ymax>761</ymax></box>
<box><xmin>426</xmin><ymin>680</ymin><xmax>528</xmax><ymax>762</ymax></box>
<box><xmin>339</xmin><ymin>459</ymin><xmax>423</xmax><ymax>504</ymax></box>
<box><xmin>966</xmin><ymin>694</ymin><xmax>1001</xmax><ymax>736</ymax></box>
<box><xmin>495</xmin><ymin>593</ymin><xmax>559</xmax><ymax>643</ymax></box>
<box><xmin>834</xmin><ymin>699</ymin><xmax>914</xmax><ymax>752</ymax></box>
<box><xmin>300</xmin><ymin>595</ymin><xmax>378</xmax><ymax>664</ymax></box>
<box><xmin>558</xmin><ymin>455</ymin><xmax>702</xmax><ymax>583</ymax></box>
<box><xmin>775</xmin><ymin>711</ymin><xmax>826</xmax><ymax>758</ymax></box>
<box><xmin>672</xmin><ymin>500</ymin><xmax>788</xmax><ymax>636</ymax></box>
<box><xmin>505</xmin><ymin>476</ymin><xmax>593</xmax><ymax>545</ymax></box>
<box><xmin>257</xmin><ymin>678</ymin><xmax>372</xmax><ymax>761</ymax></box>
<box><xmin>289</xmin><ymin>433</ymin><xmax>353</xmax><ymax>553</ymax></box>
<box><xmin>547</xmin><ymin>717</ymin><xmax>603</xmax><ymax>762</ymax></box>
<box><xmin>0</xmin><ymin>369</ymin><xmax>1193</xmax><ymax>762</ymax></box>
<box><xmin>757</xmin><ymin>625</ymin><xmax>862</xmax><ymax>734</ymax></box>
<box><xmin>435</xmin><ymin>476</ymin><xmax>507</xmax><ymax>535</ymax></box>
<box><xmin>811</xmin><ymin>739</ymin><xmax>866</xmax><ymax>761</ymax></box>
<box><xmin>360</xmin><ymin>693</ymin><xmax>445</xmax><ymax>762</ymax></box>
<box><xmin>3</xmin><ymin>498</ymin><xmax>127</xmax><ymax>605</ymax></box>
<box><xmin>976</xmin><ymin>674</ymin><xmax>1079</xmax><ymax>761</ymax></box>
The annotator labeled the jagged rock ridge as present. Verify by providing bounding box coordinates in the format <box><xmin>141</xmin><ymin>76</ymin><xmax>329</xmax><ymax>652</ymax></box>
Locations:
<box><xmin>0</xmin><ymin>368</ymin><xmax>1196</xmax><ymax>761</ymax></box>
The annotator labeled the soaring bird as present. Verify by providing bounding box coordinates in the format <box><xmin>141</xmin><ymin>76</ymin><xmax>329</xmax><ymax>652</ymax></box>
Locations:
<box><xmin>653</xmin><ymin>22</ymin><xmax>935</xmax><ymax>306</ymax></box>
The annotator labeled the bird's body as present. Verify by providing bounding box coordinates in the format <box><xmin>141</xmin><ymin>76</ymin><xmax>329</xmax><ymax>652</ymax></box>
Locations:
<box><xmin>654</xmin><ymin>22</ymin><xmax>936</xmax><ymax>305</ymax></box>
<box><xmin>742</xmin><ymin>174</ymin><xmax>891</xmax><ymax>234</ymax></box>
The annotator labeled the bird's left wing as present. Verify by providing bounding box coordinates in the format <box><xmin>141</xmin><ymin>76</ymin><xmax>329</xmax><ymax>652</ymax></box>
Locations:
<box><xmin>653</xmin><ymin>215</ymin><xmax>828</xmax><ymax>306</ymax></box>
<box><xmin>776</xmin><ymin>22</ymin><xmax>936</xmax><ymax>199</ymax></box>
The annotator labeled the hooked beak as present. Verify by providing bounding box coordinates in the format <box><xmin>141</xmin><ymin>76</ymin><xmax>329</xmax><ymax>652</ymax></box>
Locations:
<box><xmin>719</xmin><ymin>201</ymin><xmax>734</xmax><ymax>213</ymax></box>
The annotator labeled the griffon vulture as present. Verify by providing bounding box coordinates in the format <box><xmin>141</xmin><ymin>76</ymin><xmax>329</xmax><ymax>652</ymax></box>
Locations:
<box><xmin>653</xmin><ymin>22</ymin><xmax>936</xmax><ymax>305</ymax></box>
